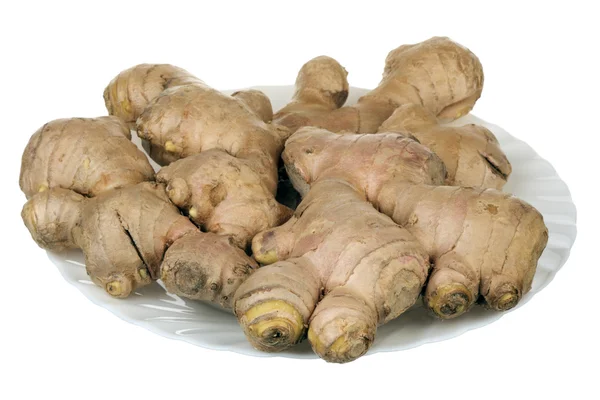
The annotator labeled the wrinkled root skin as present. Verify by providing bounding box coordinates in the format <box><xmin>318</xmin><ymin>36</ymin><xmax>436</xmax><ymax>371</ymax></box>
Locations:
<box><xmin>234</xmin><ymin>258</ymin><xmax>320</xmax><ymax>352</ymax></box>
<box><xmin>99</xmin><ymin>63</ymin><xmax>296</xmax><ymax>307</ymax></box>
<box><xmin>103</xmin><ymin>63</ymin><xmax>202</xmax><ymax>123</ymax></box>
<box><xmin>231</xmin><ymin>89</ymin><xmax>274</xmax><ymax>123</ymax></box>
<box><xmin>240</xmin><ymin>300</ymin><xmax>305</xmax><ymax>352</ymax></box>
<box><xmin>160</xmin><ymin>232</ymin><xmax>258</xmax><ymax>309</ymax></box>
<box><xmin>273</xmin><ymin>56</ymin><xmax>353</xmax><ymax>134</ymax></box>
<box><xmin>379</xmin><ymin>104</ymin><xmax>512</xmax><ymax>190</ymax></box>
<box><xmin>21</xmin><ymin>188</ymin><xmax>85</xmax><ymax>251</ymax></box>
<box><xmin>377</xmin><ymin>182</ymin><xmax>549</xmax><ymax>318</ymax></box>
<box><xmin>156</xmin><ymin>150</ymin><xmax>292</xmax><ymax>249</ymax></box>
<box><xmin>19</xmin><ymin>117</ymin><xmax>154</xmax><ymax>199</ymax></box>
<box><xmin>235</xmin><ymin>180</ymin><xmax>429</xmax><ymax>362</ymax></box>
<box><xmin>280</xmin><ymin>124</ymin><xmax>548</xmax><ymax>323</ymax></box>
<box><xmin>22</xmin><ymin>183</ymin><xmax>200</xmax><ymax>299</ymax></box>
<box><xmin>273</xmin><ymin>37</ymin><xmax>484</xmax><ymax>135</ymax></box>
<box><xmin>127</xmin><ymin>72</ymin><xmax>294</xmax><ymax>250</ymax></box>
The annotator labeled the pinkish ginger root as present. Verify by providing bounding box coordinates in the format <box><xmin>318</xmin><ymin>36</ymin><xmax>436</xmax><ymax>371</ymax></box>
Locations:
<box><xmin>274</xmin><ymin>37</ymin><xmax>483</xmax><ymax>134</ymax></box>
<box><xmin>235</xmin><ymin>179</ymin><xmax>430</xmax><ymax>363</ymax></box>
<box><xmin>376</xmin><ymin>181</ymin><xmax>548</xmax><ymax>316</ymax></box>
<box><xmin>379</xmin><ymin>104</ymin><xmax>512</xmax><ymax>189</ymax></box>
<box><xmin>282</xmin><ymin>127</ymin><xmax>548</xmax><ymax>319</ymax></box>
<box><xmin>234</xmin><ymin>128</ymin><xmax>445</xmax><ymax>362</ymax></box>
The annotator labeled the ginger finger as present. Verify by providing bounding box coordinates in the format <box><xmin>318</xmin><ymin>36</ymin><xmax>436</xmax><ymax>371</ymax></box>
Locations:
<box><xmin>274</xmin><ymin>37</ymin><xmax>483</xmax><ymax>135</ymax></box>
<box><xmin>379</xmin><ymin>103</ymin><xmax>512</xmax><ymax>189</ymax></box>
<box><xmin>282</xmin><ymin>126</ymin><xmax>548</xmax><ymax>319</ymax></box>
<box><xmin>235</xmin><ymin>180</ymin><xmax>429</xmax><ymax>362</ymax></box>
<box><xmin>235</xmin><ymin>257</ymin><xmax>320</xmax><ymax>352</ymax></box>
<box><xmin>19</xmin><ymin>117</ymin><xmax>154</xmax><ymax>199</ymax></box>
<box><xmin>156</xmin><ymin>149</ymin><xmax>292</xmax><ymax>249</ymax></box>
<box><xmin>161</xmin><ymin>232</ymin><xmax>258</xmax><ymax>309</ymax></box>
<box><xmin>273</xmin><ymin>56</ymin><xmax>354</xmax><ymax>133</ymax></box>
<box><xmin>231</xmin><ymin>89</ymin><xmax>274</xmax><ymax>122</ymax></box>
<box><xmin>103</xmin><ymin>64</ymin><xmax>201</xmax><ymax>124</ymax></box>
<box><xmin>21</xmin><ymin>188</ymin><xmax>85</xmax><ymax>251</ymax></box>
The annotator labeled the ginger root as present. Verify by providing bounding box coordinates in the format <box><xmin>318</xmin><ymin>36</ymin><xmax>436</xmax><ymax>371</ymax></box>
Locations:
<box><xmin>103</xmin><ymin>64</ymin><xmax>201</xmax><ymax>124</ymax></box>
<box><xmin>376</xmin><ymin>181</ymin><xmax>548</xmax><ymax>314</ymax></box>
<box><xmin>235</xmin><ymin>179</ymin><xmax>430</xmax><ymax>363</ymax></box>
<box><xmin>161</xmin><ymin>232</ymin><xmax>257</xmax><ymax>309</ymax></box>
<box><xmin>231</xmin><ymin>89</ymin><xmax>274</xmax><ymax>123</ymax></box>
<box><xmin>234</xmin><ymin>128</ymin><xmax>445</xmax><ymax>362</ymax></box>
<box><xmin>22</xmin><ymin>182</ymin><xmax>257</xmax><ymax>301</ymax></box>
<box><xmin>19</xmin><ymin>37</ymin><xmax>549</xmax><ymax>363</ymax></box>
<box><xmin>105</xmin><ymin>64</ymin><xmax>293</xmax><ymax>249</ymax></box>
<box><xmin>156</xmin><ymin>150</ymin><xmax>291</xmax><ymax>248</ymax></box>
<box><xmin>282</xmin><ymin>127</ymin><xmax>548</xmax><ymax>319</ymax></box>
<box><xmin>379</xmin><ymin>104</ymin><xmax>512</xmax><ymax>189</ymax></box>
<box><xmin>274</xmin><ymin>37</ymin><xmax>483</xmax><ymax>134</ymax></box>
<box><xmin>19</xmin><ymin>117</ymin><xmax>154</xmax><ymax>198</ymax></box>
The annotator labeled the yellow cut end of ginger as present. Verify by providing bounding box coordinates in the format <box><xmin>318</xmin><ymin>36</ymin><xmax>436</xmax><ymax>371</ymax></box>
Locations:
<box><xmin>245</xmin><ymin>300</ymin><xmax>304</xmax><ymax>342</ymax></box>
<box><xmin>254</xmin><ymin>248</ymin><xmax>279</xmax><ymax>265</ymax></box>
<box><xmin>164</xmin><ymin>140</ymin><xmax>178</xmax><ymax>153</ymax></box>
<box><xmin>38</xmin><ymin>184</ymin><xmax>49</xmax><ymax>193</ymax></box>
<box><xmin>106</xmin><ymin>281</ymin><xmax>123</xmax><ymax>297</ymax></box>
<box><xmin>83</xmin><ymin>157</ymin><xmax>91</xmax><ymax>170</ymax></box>
<box><xmin>188</xmin><ymin>207</ymin><xmax>198</xmax><ymax>219</ymax></box>
<box><xmin>496</xmin><ymin>292</ymin><xmax>518</xmax><ymax>310</ymax></box>
<box><xmin>309</xmin><ymin>325</ymin><xmax>368</xmax><ymax>360</ymax></box>
<box><xmin>428</xmin><ymin>282</ymin><xmax>472</xmax><ymax>318</ymax></box>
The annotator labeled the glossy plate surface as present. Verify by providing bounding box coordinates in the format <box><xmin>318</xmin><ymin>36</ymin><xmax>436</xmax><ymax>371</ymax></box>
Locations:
<box><xmin>47</xmin><ymin>86</ymin><xmax>577</xmax><ymax>358</ymax></box>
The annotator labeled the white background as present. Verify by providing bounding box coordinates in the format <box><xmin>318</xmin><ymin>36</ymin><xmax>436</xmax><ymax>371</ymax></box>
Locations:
<box><xmin>2</xmin><ymin>1</ymin><xmax>597</xmax><ymax>399</ymax></box>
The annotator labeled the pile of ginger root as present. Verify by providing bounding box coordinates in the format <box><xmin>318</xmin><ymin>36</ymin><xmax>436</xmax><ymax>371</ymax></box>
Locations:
<box><xmin>19</xmin><ymin>36</ymin><xmax>548</xmax><ymax>363</ymax></box>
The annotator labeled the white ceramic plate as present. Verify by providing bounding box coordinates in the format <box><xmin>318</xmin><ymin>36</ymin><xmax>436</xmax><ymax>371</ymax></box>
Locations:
<box><xmin>46</xmin><ymin>86</ymin><xmax>577</xmax><ymax>359</ymax></box>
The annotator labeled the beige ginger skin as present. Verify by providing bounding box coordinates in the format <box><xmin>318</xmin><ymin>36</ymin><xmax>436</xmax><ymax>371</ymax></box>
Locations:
<box><xmin>19</xmin><ymin>117</ymin><xmax>154</xmax><ymax>198</ymax></box>
<box><xmin>19</xmin><ymin>37</ymin><xmax>546</xmax><ymax>364</ymax></box>
<box><xmin>22</xmin><ymin>183</ymin><xmax>196</xmax><ymax>297</ymax></box>
<box><xmin>104</xmin><ymin>65</ymin><xmax>292</xmax><ymax>250</ymax></box>
<box><xmin>103</xmin><ymin>64</ymin><xmax>201</xmax><ymax>124</ymax></box>
<box><xmin>22</xmin><ymin>182</ymin><xmax>258</xmax><ymax>303</ymax></box>
<box><xmin>274</xmin><ymin>37</ymin><xmax>484</xmax><ymax>135</ymax></box>
<box><xmin>19</xmin><ymin>114</ymin><xmax>259</xmax><ymax>303</ymax></box>
<box><xmin>273</xmin><ymin>36</ymin><xmax>511</xmax><ymax>190</ymax></box>
<box><xmin>21</xmin><ymin>74</ymin><xmax>282</xmax><ymax>303</ymax></box>
<box><xmin>281</xmin><ymin>127</ymin><xmax>548</xmax><ymax>318</ymax></box>
<box><xmin>234</xmin><ymin>132</ymin><xmax>444</xmax><ymax>363</ymax></box>
<box><xmin>236</xmin><ymin>180</ymin><xmax>431</xmax><ymax>363</ymax></box>
<box><xmin>379</xmin><ymin>104</ymin><xmax>512</xmax><ymax>189</ymax></box>
<box><xmin>156</xmin><ymin>150</ymin><xmax>291</xmax><ymax>249</ymax></box>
